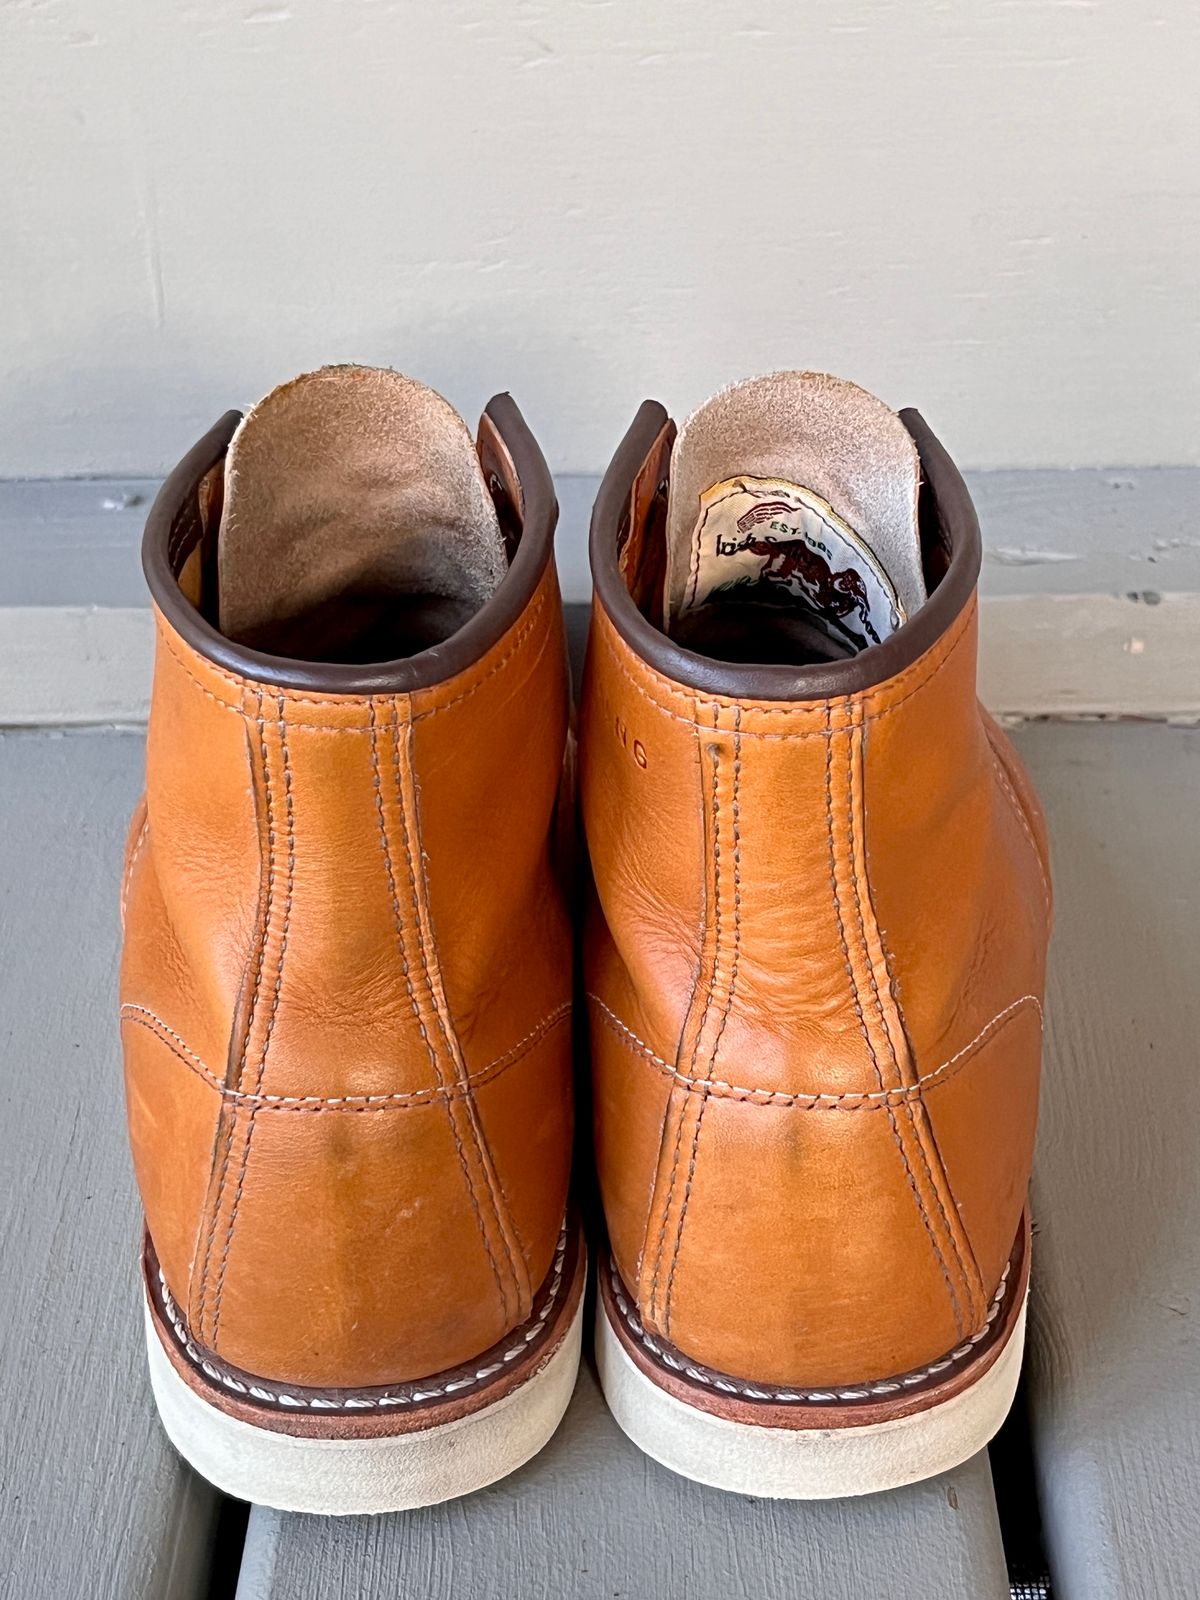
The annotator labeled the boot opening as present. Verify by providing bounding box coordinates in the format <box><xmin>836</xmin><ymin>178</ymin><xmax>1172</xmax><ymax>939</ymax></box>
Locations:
<box><xmin>213</xmin><ymin>366</ymin><xmax>508</xmax><ymax>664</ymax></box>
<box><xmin>656</xmin><ymin>373</ymin><xmax>928</xmax><ymax>668</ymax></box>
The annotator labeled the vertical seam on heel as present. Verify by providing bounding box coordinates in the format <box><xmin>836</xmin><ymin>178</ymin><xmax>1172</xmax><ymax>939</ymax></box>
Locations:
<box><xmin>987</xmin><ymin>735</ymin><xmax>1052</xmax><ymax>926</ymax></box>
<box><xmin>370</xmin><ymin>700</ymin><xmax>511</xmax><ymax>1322</ymax></box>
<box><xmin>849</xmin><ymin>712</ymin><xmax>980</xmax><ymax>1327</ymax></box>
<box><xmin>830</xmin><ymin>703</ymin><xmax>967</xmax><ymax>1339</ymax></box>
<box><xmin>397</xmin><ymin>706</ymin><xmax>527</xmax><ymax>1303</ymax></box>
<box><xmin>210</xmin><ymin>696</ymin><xmax>294</xmax><ymax>1341</ymax></box>
<box><xmin>647</xmin><ymin>715</ymin><xmax>723</xmax><ymax>1325</ymax></box>
<box><xmin>662</xmin><ymin>708</ymin><xmax>742</xmax><ymax>1333</ymax></box>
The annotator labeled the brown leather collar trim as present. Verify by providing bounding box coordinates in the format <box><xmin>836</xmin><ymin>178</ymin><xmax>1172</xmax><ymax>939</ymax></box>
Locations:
<box><xmin>142</xmin><ymin>392</ymin><xmax>558</xmax><ymax>695</ymax></box>
<box><xmin>589</xmin><ymin>401</ymin><xmax>982</xmax><ymax>701</ymax></box>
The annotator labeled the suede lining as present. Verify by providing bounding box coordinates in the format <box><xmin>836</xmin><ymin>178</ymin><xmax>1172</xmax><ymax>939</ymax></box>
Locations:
<box><xmin>218</xmin><ymin>366</ymin><xmax>506</xmax><ymax>658</ymax></box>
<box><xmin>663</xmin><ymin>372</ymin><xmax>927</xmax><ymax>632</ymax></box>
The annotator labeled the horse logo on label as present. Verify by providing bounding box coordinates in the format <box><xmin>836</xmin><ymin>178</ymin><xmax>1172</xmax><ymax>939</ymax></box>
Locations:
<box><xmin>732</xmin><ymin>502</ymin><xmax>881</xmax><ymax>644</ymax></box>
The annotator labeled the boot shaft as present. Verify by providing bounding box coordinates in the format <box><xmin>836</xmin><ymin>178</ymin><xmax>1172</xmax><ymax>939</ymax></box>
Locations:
<box><xmin>122</xmin><ymin>378</ymin><xmax>574</xmax><ymax>1390</ymax></box>
<box><xmin>583</xmin><ymin>383</ymin><xmax>1051</xmax><ymax>1388</ymax></box>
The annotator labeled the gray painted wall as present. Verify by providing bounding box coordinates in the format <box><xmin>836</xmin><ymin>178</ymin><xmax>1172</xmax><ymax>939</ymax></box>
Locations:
<box><xmin>2</xmin><ymin>1</ymin><xmax>1197</xmax><ymax>477</ymax></box>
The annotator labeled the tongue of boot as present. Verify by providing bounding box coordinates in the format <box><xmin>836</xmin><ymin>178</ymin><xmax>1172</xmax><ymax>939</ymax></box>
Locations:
<box><xmin>217</xmin><ymin>366</ymin><xmax>507</xmax><ymax>663</ymax></box>
<box><xmin>662</xmin><ymin>372</ymin><xmax>926</xmax><ymax>664</ymax></box>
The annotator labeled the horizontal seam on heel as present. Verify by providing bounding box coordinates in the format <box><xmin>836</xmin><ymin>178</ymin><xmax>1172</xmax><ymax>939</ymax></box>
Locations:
<box><xmin>120</xmin><ymin>1001</ymin><xmax>570</xmax><ymax>1109</ymax></box>
<box><xmin>588</xmin><ymin>993</ymin><xmax>1041</xmax><ymax>1108</ymax></box>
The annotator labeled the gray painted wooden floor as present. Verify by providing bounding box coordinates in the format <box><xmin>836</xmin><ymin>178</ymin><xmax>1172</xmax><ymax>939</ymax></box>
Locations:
<box><xmin>0</xmin><ymin>730</ymin><xmax>217</xmax><ymax>1600</ymax></box>
<box><xmin>1019</xmin><ymin>721</ymin><xmax>1200</xmax><ymax>1600</ymax></box>
<box><xmin>236</xmin><ymin>1362</ymin><xmax>1008</xmax><ymax>1600</ymax></box>
<box><xmin>1</xmin><ymin>720</ymin><xmax>1197</xmax><ymax>1597</ymax></box>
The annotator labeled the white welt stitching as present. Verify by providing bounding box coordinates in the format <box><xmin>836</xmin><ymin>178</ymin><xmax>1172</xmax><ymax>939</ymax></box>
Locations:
<box><xmin>588</xmin><ymin>993</ymin><xmax>1042</xmax><ymax>1108</ymax></box>
<box><xmin>120</xmin><ymin>1002</ymin><xmax>571</xmax><ymax>1109</ymax></box>
<box><xmin>608</xmin><ymin>1251</ymin><xmax>1013</xmax><ymax>1403</ymax></box>
<box><xmin>988</xmin><ymin>744</ymin><xmax>1053</xmax><ymax>923</ymax></box>
<box><xmin>156</xmin><ymin>1222</ymin><xmax>570</xmax><ymax>1409</ymax></box>
<box><xmin>120</xmin><ymin>815</ymin><xmax>150</xmax><ymax>926</ymax></box>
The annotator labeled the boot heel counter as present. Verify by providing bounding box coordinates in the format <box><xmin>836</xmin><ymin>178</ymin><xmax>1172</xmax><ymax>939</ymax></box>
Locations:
<box><xmin>125</xmin><ymin>585</ymin><xmax>573</xmax><ymax>1390</ymax></box>
<box><xmin>586</xmin><ymin>603</ymin><xmax>1046</xmax><ymax>1391</ymax></box>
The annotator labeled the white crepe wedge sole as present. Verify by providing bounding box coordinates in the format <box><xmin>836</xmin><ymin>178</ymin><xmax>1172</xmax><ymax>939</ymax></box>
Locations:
<box><xmin>146</xmin><ymin>1297</ymin><xmax>583</xmax><ymax>1514</ymax></box>
<box><xmin>596</xmin><ymin>1294</ymin><xmax>1027</xmax><ymax>1500</ymax></box>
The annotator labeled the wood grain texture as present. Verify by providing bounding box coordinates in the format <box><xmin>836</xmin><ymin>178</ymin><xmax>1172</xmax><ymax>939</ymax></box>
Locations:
<box><xmin>236</xmin><ymin>1360</ymin><xmax>1010</xmax><ymax>1599</ymax></box>
<box><xmin>1013</xmin><ymin>722</ymin><xmax>1200</xmax><ymax>1600</ymax></box>
<box><xmin>3</xmin><ymin>707</ymin><xmax>1195</xmax><ymax>1596</ymax></box>
<box><xmin>0</xmin><ymin>730</ymin><xmax>217</xmax><ymax>1600</ymax></box>
<box><xmin>1</xmin><ymin>3</ymin><xmax>1197</xmax><ymax>476</ymax></box>
<box><xmin>3</xmin><ymin>468</ymin><xmax>1199</xmax><ymax>610</ymax></box>
<box><xmin>8</xmin><ymin>590</ymin><xmax>1199</xmax><ymax>728</ymax></box>
<box><xmin>977</xmin><ymin>593</ymin><xmax>1200</xmax><ymax>719</ymax></box>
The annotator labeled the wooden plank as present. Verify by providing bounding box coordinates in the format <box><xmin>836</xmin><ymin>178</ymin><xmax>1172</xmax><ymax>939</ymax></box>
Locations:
<box><xmin>977</xmin><ymin>591</ymin><xmax>1200</xmax><ymax>720</ymax></box>
<box><xmin>0</xmin><ymin>607</ymin><xmax>155</xmax><ymax>727</ymax></box>
<box><xmin>0</xmin><ymin>729</ymin><xmax>219</xmax><ymax>1600</ymax></box>
<box><xmin>0</xmin><ymin>477</ymin><xmax>152</xmax><ymax>608</ymax></box>
<box><xmin>6</xmin><ymin>591</ymin><xmax>1200</xmax><ymax>729</ymax></box>
<box><xmin>236</xmin><ymin>1361</ymin><xmax>1010</xmax><ymax>1600</ymax></box>
<box><xmin>1013</xmin><ymin>722</ymin><xmax>1200</xmax><ymax>1599</ymax></box>
<box><xmin>4</xmin><ymin>464</ymin><xmax>1199</xmax><ymax>728</ymax></box>
<box><xmin>3</xmin><ymin>466</ymin><xmax>1199</xmax><ymax>609</ymax></box>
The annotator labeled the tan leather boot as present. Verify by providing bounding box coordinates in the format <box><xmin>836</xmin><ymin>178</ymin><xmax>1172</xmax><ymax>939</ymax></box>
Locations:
<box><xmin>120</xmin><ymin>367</ymin><xmax>583</xmax><ymax>1513</ymax></box>
<box><xmin>582</xmin><ymin>373</ymin><xmax>1050</xmax><ymax>1498</ymax></box>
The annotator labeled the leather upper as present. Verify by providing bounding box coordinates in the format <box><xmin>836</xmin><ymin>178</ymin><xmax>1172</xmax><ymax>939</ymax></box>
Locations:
<box><xmin>121</xmin><ymin>397</ymin><xmax>573</xmax><ymax>1389</ymax></box>
<box><xmin>582</xmin><ymin>404</ymin><xmax>1051</xmax><ymax>1388</ymax></box>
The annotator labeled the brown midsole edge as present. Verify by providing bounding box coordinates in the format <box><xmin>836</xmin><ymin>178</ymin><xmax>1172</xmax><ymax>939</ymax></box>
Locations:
<box><xmin>144</xmin><ymin>1220</ymin><xmax>586</xmax><ymax>1441</ymax></box>
<box><xmin>600</xmin><ymin>1210</ymin><xmax>1031</xmax><ymax>1432</ymax></box>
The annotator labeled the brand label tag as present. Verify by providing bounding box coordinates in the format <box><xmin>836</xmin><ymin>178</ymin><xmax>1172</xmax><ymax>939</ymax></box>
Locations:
<box><xmin>677</xmin><ymin>476</ymin><xmax>905</xmax><ymax>651</ymax></box>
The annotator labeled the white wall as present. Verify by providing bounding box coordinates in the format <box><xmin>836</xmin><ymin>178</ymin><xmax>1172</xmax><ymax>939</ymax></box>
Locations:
<box><xmin>2</xmin><ymin>0</ymin><xmax>1197</xmax><ymax>478</ymax></box>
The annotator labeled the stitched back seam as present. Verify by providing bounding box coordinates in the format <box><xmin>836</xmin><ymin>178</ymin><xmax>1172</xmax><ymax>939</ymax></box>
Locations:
<box><xmin>661</xmin><ymin>711</ymin><xmax>742</xmax><ymax>1334</ymax></box>
<box><xmin>587</xmin><ymin>990</ymin><xmax>1042</xmax><ymax>1106</ymax></box>
<box><xmin>367</xmin><ymin>700</ymin><xmax>511</xmax><ymax>1321</ymax></box>
<box><xmin>828</xmin><ymin>703</ymin><xmax>967</xmax><ymax>1339</ymax></box>
<box><xmin>209</xmin><ymin>698</ymin><xmax>295</xmax><ymax>1342</ymax></box>
<box><xmin>595</xmin><ymin>594</ymin><xmax>974</xmax><ymax>739</ymax></box>
<box><xmin>645</xmin><ymin>710</ymin><xmax>722</xmax><ymax>1322</ymax></box>
<box><xmin>849</xmin><ymin>712</ymin><xmax>981</xmax><ymax>1326</ymax></box>
<box><xmin>157</xmin><ymin>585</ymin><xmax>548</xmax><ymax>721</ymax></box>
<box><xmin>120</xmin><ymin>1001</ymin><xmax>571</xmax><ymax>1108</ymax></box>
<box><xmin>192</xmin><ymin>691</ymin><xmax>274</xmax><ymax>1342</ymax></box>
<box><xmin>392</xmin><ymin>706</ymin><xmax>527</xmax><ymax>1311</ymax></box>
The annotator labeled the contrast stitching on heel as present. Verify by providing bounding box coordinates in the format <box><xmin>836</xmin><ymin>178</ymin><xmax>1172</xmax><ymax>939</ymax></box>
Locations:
<box><xmin>845</xmin><ymin>714</ymin><xmax>969</xmax><ymax>1335</ymax></box>
<box><xmin>211</xmin><ymin>697</ymin><xmax>294</xmax><ymax>1341</ymax></box>
<box><xmin>397</xmin><ymin>709</ymin><xmax>526</xmax><ymax>1299</ymax></box>
<box><xmin>608</xmin><ymin>1250</ymin><xmax>1015</xmax><ymax>1404</ymax></box>
<box><xmin>194</xmin><ymin>691</ymin><xmax>273</xmax><ymax>1340</ymax></box>
<box><xmin>120</xmin><ymin>812</ymin><xmax>150</xmax><ymax>926</ymax></box>
<box><xmin>595</xmin><ymin>602</ymin><xmax>973</xmax><ymax>739</ymax></box>
<box><xmin>634</xmin><ymin>713</ymin><xmax>705</xmax><ymax>1287</ymax></box>
<box><xmin>370</xmin><ymin>701</ymin><xmax>509</xmax><ymax>1320</ymax></box>
<box><xmin>663</xmin><ymin>710</ymin><xmax>742</xmax><ymax>1332</ymax></box>
<box><xmin>157</xmin><ymin>587</ymin><xmax>547</xmax><ymax>726</ymax></box>
<box><xmin>119</xmin><ymin>1001</ymin><xmax>571</xmax><ymax>1108</ymax></box>
<box><xmin>828</xmin><ymin>705</ymin><xmax>966</xmax><ymax>1339</ymax></box>
<box><xmin>649</xmin><ymin>726</ymin><xmax>724</xmax><ymax>1325</ymax></box>
<box><xmin>847</xmin><ymin>715</ymin><xmax>977</xmax><ymax>1330</ymax></box>
<box><xmin>586</xmin><ymin>993</ymin><xmax>1041</xmax><ymax>1108</ymax></box>
<box><xmin>154</xmin><ymin>1223</ymin><xmax>570</xmax><ymax>1412</ymax></box>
